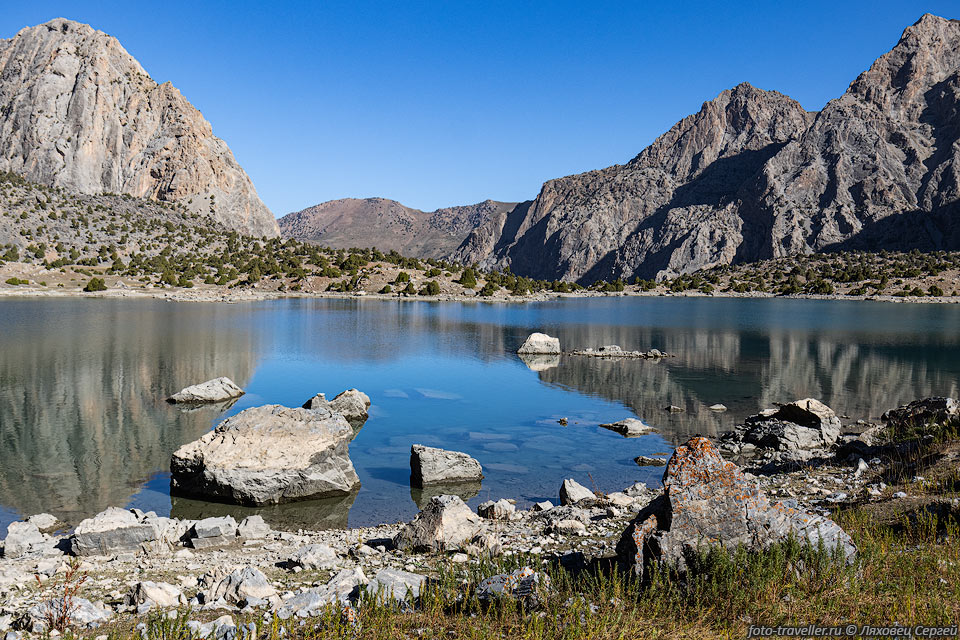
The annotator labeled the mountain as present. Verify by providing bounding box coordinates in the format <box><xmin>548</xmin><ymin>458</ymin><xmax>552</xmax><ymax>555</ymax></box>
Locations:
<box><xmin>0</xmin><ymin>18</ymin><xmax>279</xmax><ymax>237</ymax></box>
<box><xmin>279</xmin><ymin>197</ymin><xmax>520</xmax><ymax>259</ymax></box>
<box><xmin>453</xmin><ymin>14</ymin><xmax>960</xmax><ymax>282</ymax></box>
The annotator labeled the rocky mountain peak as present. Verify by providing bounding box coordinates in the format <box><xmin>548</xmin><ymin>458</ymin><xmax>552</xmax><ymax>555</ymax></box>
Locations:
<box><xmin>0</xmin><ymin>18</ymin><xmax>279</xmax><ymax>237</ymax></box>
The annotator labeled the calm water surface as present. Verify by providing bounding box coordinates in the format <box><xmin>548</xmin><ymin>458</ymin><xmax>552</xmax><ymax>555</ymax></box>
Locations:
<box><xmin>1</xmin><ymin>296</ymin><xmax>958</xmax><ymax>534</ymax></box>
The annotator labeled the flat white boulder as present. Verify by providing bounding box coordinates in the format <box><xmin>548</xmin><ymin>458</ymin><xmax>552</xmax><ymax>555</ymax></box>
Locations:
<box><xmin>599</xmin><ymin>418</ymin><xmax>653</xmax><ymax>437</ymax></box>
<box><xmin>170</xmin><ymin>404</ymin><xmax>361</xmax><ymax>505</ymax></box>
<box><xmin>410</xmin><ymin>444</ymin><xmax>483</xmax><ymax>486</ymax></box>
<box><xmin>517</xmin><ymin>332</ymin><xmax>561</xmax><ymax>355</ymax></box>
<box><xmin>167</xmin><ymin>377</ymin><xmax>244</xmax><ymax>404</ymax></box>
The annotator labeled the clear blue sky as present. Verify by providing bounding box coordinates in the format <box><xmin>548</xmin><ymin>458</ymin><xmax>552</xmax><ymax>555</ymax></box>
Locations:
<box><xmin>2</xmin><ymin>1</ymin><xmax>956</xmax><ymax>216</ymax></box>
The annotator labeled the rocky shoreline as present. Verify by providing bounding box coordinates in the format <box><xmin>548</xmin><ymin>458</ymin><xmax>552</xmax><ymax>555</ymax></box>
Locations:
<box><xmin>1</xmin><ymin>393</ymin><xmax>956</xmax><ymax>638</ymax></box>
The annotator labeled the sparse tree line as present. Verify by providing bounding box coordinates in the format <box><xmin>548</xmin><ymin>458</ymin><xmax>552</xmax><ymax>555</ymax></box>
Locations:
<box><xmin>1</xmin><ymin>171</ymin><xmax>958</xmax><ymax>297</ymax></box>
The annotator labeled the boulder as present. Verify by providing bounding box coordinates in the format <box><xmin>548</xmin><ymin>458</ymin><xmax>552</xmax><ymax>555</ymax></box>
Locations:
<box><xmin>170</xmin><ymin>404</ymin><xmax>361</xmax><ymax>505</ymax></box>
<box><xmin>617</xmin><ymin>437</ymin><xmax>857</xmax><ymax>578</ymax></box>
<box><xmin>167</xmin><ymin>377</ymin><xmax>244</xmax><ymax>404</ymax></box>
<box><xmin>882</xmin><ymin>397</ymin><xmax>958</xmax><ymax>427</ymax></box>
<box><xmin>559</xmin><ymin>478</ymin><xmax>595</xmax><ymax>505</ymax></box>
<box><xmin>410</xmin><ymin>445</ymin><xmax>483</xmax><ymax>486</ymax></box>
<box><xmin>25</xmin><ymin>513</ymin><xmax>59</xmax><ymax>531</ymax></box>
<box><xmin>125</xmin><ymin>581</ymin><xmax>185</xmax><ymax>608</ymax></box>
<box><xmin>191</xmin><ymin>516</ymin><xmax>237</xmax><ymax>539</ymax></box>
<box><xmin>22</xmin><ymin>598</ymin><xmax>112</xmax><ymax>632</ymax></box>
<box><xmin>70</xmin><ymin>507</ymin><xmax>157</xmax><ymax>556</ymax></box>
<box><xmin>207</xmin><ymin>567</ymin><xmax>277</xmax><ymax>605</ymax></box>
<box><xmin>599</xmin><ymin>418</ymin><xmax>653</xmax><ymax>437</ymax></box>
<box><xmin>634</xmin><ymin>455</ymin><xmax>668</xmax><ymax>467</ymax></box>
<box><xmin>517</xmin><ymin>332</ymin><xmax>561</xmax><ymax>355</ymax></box>
<box><xmin>329</xmin><ymin>389</ymin><xmax>371</xmax><ymax>429</ymax></box>
<box><xmin>477</xmin><ymin>499</ymin><xmax>515</xmax><ymax>520</ymax></box>
<box><xmin>273</xmin><ymin>567</ymin><xmax>367</xmax><ymax>618</ymax></box>
<box><xmin>477</xmin><ymin>567</ymin><xmax>549</xmax><ymax>604</ymax></box>
<box><xmin>237</xmin><ymin>515</ymin><xmax>271</xmax><ymax>539</ymax></box>
<box><xmin>288</xmin><ymin>544</ymin><xmax>337</xmax><ymax>570</ymax></box>
<box><xmin>2</xmin><ymin>522</ymin><xmax>47</xmax><ymax>559</ymax></box>
<box><xmin>721</xmin><ymin>398</ymin><xmax>843</xmax><ymax>455</ymax></box>
<box><xmin>301</xmin><ymin>393</ymin><xmax>327</xmax><ymax>409</ymax></box>
<box><xmin>366</xmin><ymin>568</ymin><xmax>426</xmax><ymax>606</ymax></box>
<box><xmin>394</xmin><ymin>495</ymin><xmax>483</xmax><ymax>552</ymax></box>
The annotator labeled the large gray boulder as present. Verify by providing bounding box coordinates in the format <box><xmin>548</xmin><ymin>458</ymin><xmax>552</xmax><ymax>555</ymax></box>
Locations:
<box><xmin>2</xmin><ymin>521</ymin><xmax>48</xmax><ymax>559</ymax></box>
<box><xmin>167</xmin><ymin>377</ymin><xmax>244</xmax><ymax>404</ymax></box>
<box><xmin>410</xmin><ymin>445</ymin><xmax>483</xmax><ymax>486</ymax></box>
<box><xmin>617</xmin><ymin>437</ymin><xmax>856</xmax><ymax>578</ymax></box>
<box><xmin>170</xmin><ymin>404</ymin><xmax>361</xmax><ymax>505</ymax></box>
<box><xmin>394</xmin><ymin>495</ymin><xmax>483</xmax><ymax>552</ymax></box>
<box><xmin>70</xmin><ymin>508</ymin><xmax>157</xmax><ymax>557</ymax></box>
<box><xmin>517</xmin><ymin>333</ymin><xmax>561</xmax><ymax>355</ymax></box>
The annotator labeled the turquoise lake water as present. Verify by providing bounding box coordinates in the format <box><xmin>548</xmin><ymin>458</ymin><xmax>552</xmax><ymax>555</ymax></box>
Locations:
<box><xmin>0</xmin><ymin>296</ymin><xmax>958</xmax><ymax>534</ymax></box>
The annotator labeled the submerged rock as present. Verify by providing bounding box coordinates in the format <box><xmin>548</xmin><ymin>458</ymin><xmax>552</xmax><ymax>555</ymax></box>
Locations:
<box><xmin>617</xmin><ymin>437</ymin><xmax>856</xmax><ymax>578</ymax></box>
<box><xmin>634</xmin><ymin>455</ymin><xmax>668</xmax><ymax>467</ymax></box>
<box><xmin>394</xmin><ymin>495</ymin><xmax>483</xmax><ymax>552</ymax></box>
<box><xmin>517</xmin><ymin>332</ymin><xmax>561</xmax><ymax>355</ymax></box>
<box><xmin>410</xmin><ymin>444</ymin><xmax>483</xmax><ymax>486</ymax></box>
<box><xmin>170</xmin><ymin>404</ymin><xmax>361</xmax><ymax>506</ymax></box>
<box><xmin>167</xmin><ymin>377</ymin><xmax>244</xmax><ymax>404</ymax></box>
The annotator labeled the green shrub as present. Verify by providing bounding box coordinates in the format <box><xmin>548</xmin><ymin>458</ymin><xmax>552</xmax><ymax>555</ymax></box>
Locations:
<box><xmin>83</xmin><ymin>277</ymin><xmax>106</xmax><ymax>292</ymax></box>
<box><xmin>419</xmin><ymin>280</ymin><xmax>441</xmax><ymax>296</ymax></box>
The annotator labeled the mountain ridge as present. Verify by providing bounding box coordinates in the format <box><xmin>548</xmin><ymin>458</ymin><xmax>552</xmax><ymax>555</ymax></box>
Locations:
<box><xmin>452</xmin><ymin>13</ymin><xmax>960</xmax><ymax>282</ymax></box>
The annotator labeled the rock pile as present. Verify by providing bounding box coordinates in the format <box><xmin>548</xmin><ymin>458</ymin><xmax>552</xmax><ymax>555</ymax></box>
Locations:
<box><xmin>571</xmin><ymin>346</ymin><xmax>671</xmax><ymax>359</ymax></box>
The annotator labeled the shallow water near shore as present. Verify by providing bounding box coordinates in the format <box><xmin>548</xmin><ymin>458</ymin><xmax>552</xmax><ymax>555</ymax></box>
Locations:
<box><xmin>1</xmin><ymin>296</ymin><xmax>959</xmax><ymax>535</ymax></box>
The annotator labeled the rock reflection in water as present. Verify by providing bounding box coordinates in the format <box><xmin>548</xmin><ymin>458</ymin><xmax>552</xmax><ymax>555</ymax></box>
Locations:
<box><xmin>410</xmin><ymin>482</ymin><xmax>482</xmax><ymax>509</ymax></box>
<box><xmin>170</xmin><ymin>490</ymin><xmax>358</xmax><ymax>531</ymax></box>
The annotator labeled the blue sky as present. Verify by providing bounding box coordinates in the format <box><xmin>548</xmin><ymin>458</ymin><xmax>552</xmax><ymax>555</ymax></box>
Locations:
<box><xmin>2</xmin><ymin>1</ymin><xmax>957</xmax><ymax>216</ymax></box>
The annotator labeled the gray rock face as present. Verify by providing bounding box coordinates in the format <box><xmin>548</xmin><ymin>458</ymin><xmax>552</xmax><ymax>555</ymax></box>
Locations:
<box><xmin>559</xmin><ymin>478</ymin><xmax>595</xmax><ymax>505</ymax></box>
<box><xmin>517</xmin><ymin>333</ymin><xmax>561</xmax><ymax>355</ymax></box>
<box><xmin>599</xmin><ymin>418</ymin><xmax>653</xmax><ymax>437</ymax></box>
<box><xmin>394</xmin><ymin>495</ymin><xmax>483</xmax><ymax>552</ymax></box>
<box><xmin>170</xmin><ymin>404</ymin><xmax>361</xmax><ymax>505</ymax></box>
<box><xmin>1</xmin><ymin>521</ymin><xmax>47</xmax><ymax>559</ymax></box>
<box><xmin>25</xmin><ymin>513</ymin><xmax>58</xmax><ymax>531</ymax></box>
<box><xmin>190</xmin><ymin>516</ymin><xmax>237</xmax><ymax>539</ymax></box>
<box><xmin>168</xmin><ymin>377</ymin><xmax>244</xmax><ymax>404</ymax></box>
<box><xmin>617</xmin><ymin>437</ymin><xmax>856</xmax><ymax>577</ymax></box>
<box><xmin>477</xmin><ymin>499</ymin><xmax>516</xmax><ymax>520</ymax></box>
<box><xmin>274</xmin><ymin>567</ymin><xmax>367</xmax><ymax>617</ymax></box>
<box><xmin>410</xmin><ymin>444</ymin><xmax>483</xmax><ymax>486</ymax></box>
<box><xmin>453</xmin><ymin>15</ymin><xmax>960</xmax><ymax>281</ymax></box>
<box><xmin>70</xmin><ymin>507</ymin><xmax>157</xmax><ymax>556</ymax></box>
<box><xmin>0</xmin><ymin>19</ymin><xmax>279</xmax><ymax>237</ymax></box>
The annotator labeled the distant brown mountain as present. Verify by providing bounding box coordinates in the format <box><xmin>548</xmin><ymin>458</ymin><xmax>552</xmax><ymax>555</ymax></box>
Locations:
<box><xmin>453</xmin><ymin>14</ymin><xmax>960</xmax><ymax>282</ymax></box>
<box><xmin>278</xmin><ymin>197</ymin><xmax>521</xmax><ymax>259</ymax></box>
